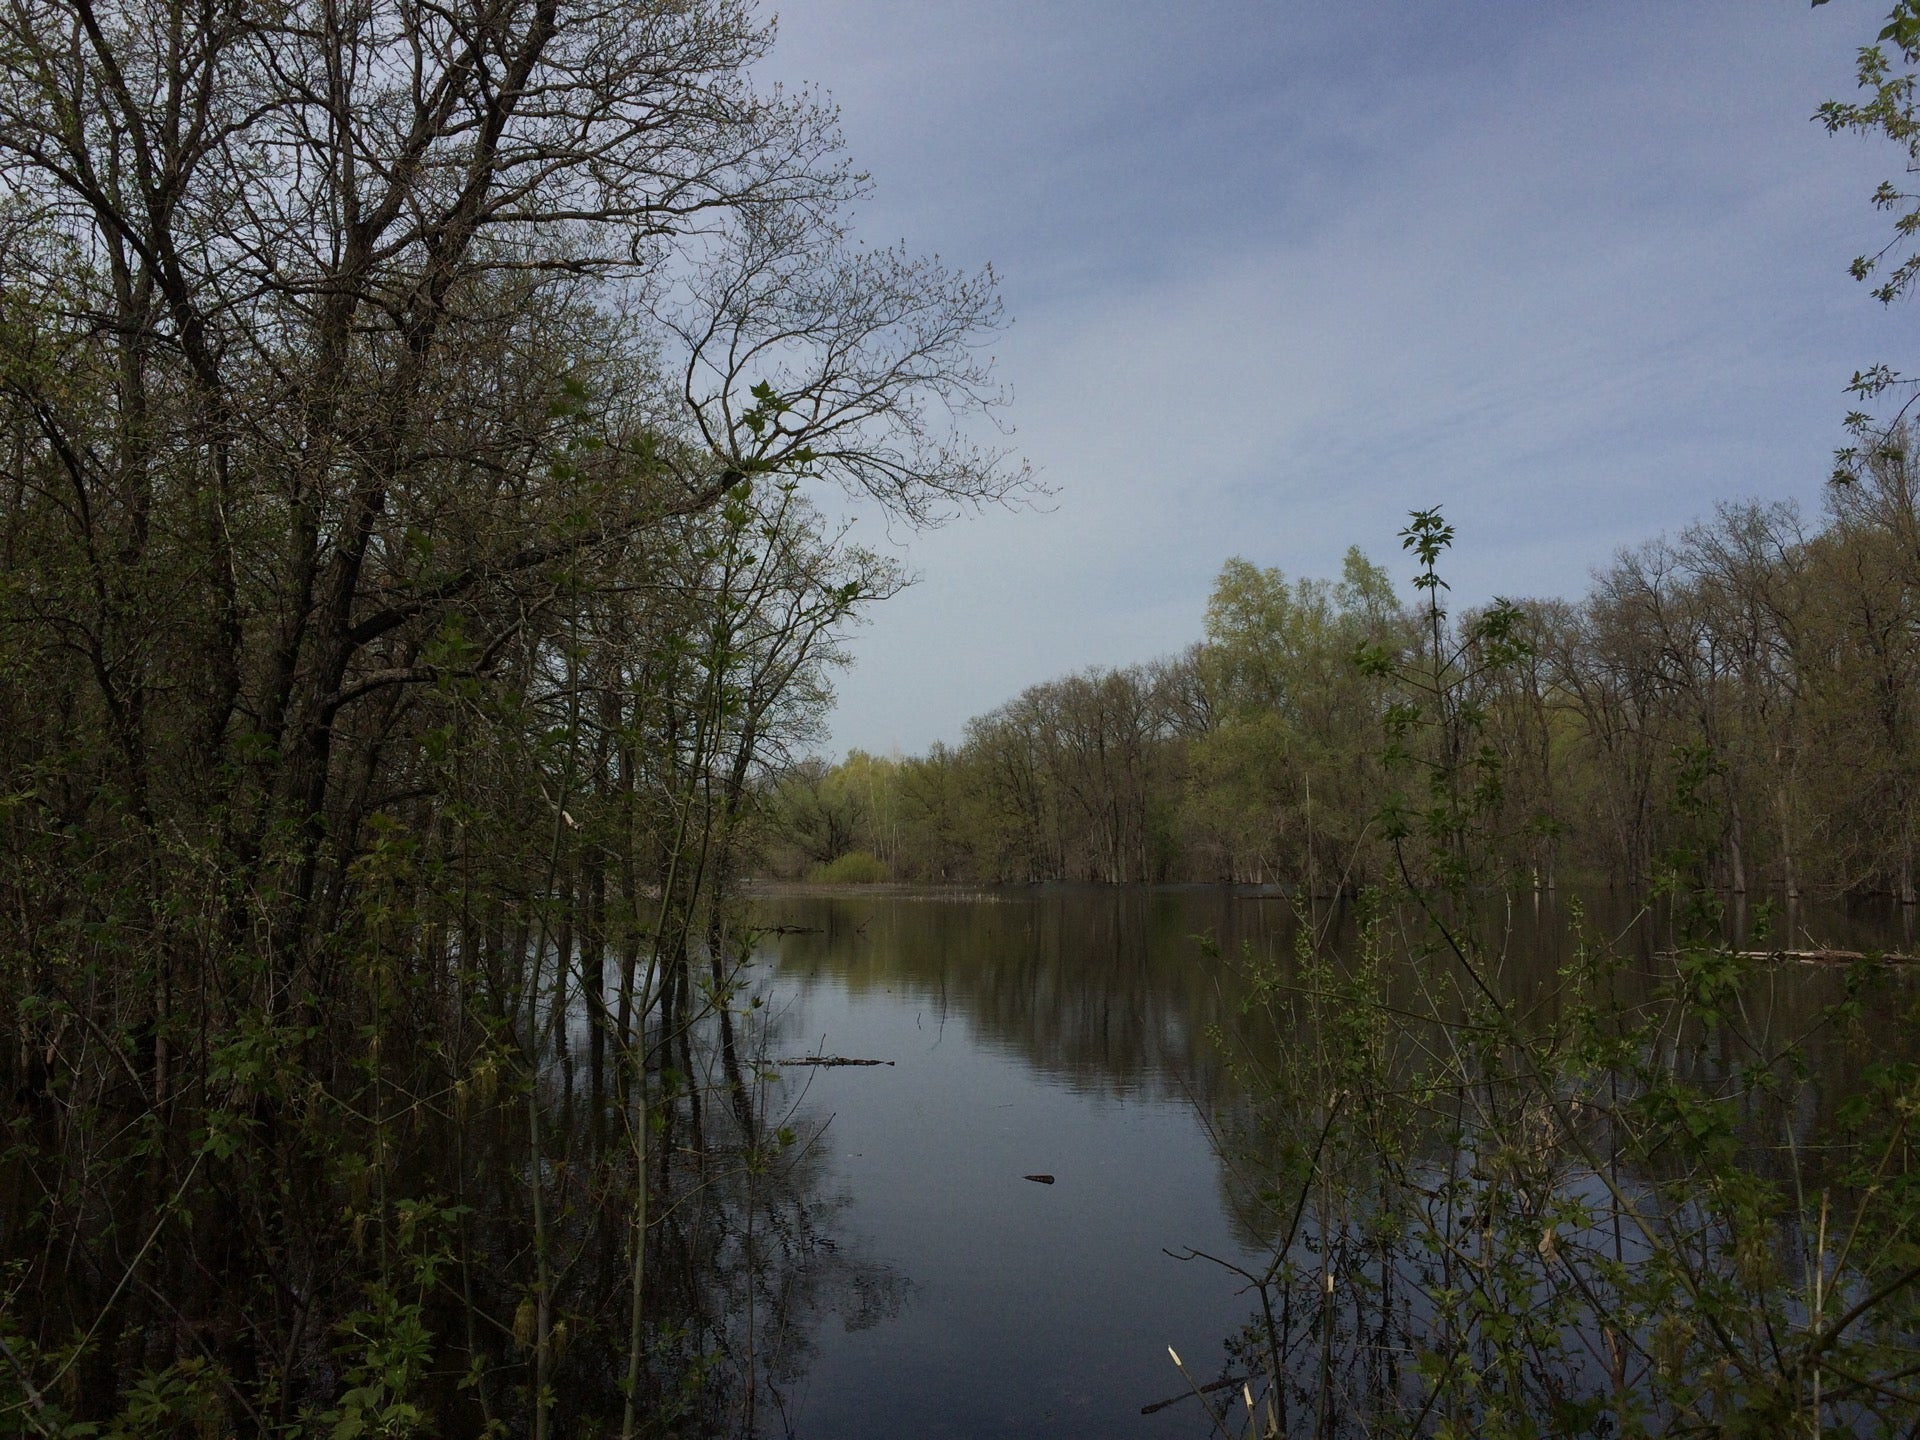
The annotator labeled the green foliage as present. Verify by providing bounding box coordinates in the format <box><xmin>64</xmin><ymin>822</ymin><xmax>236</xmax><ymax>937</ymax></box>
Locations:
<box><xmin>1817</xmin><ymin>0</ymin><xmax>1920</xmax><ymax>473</ymax></box>
<box><xmin>0</xmin><ymin>0</ymin><xmax>933</xmax><ymax>1427</ymax></box>
<box><xmin>771</xmin><ymin>548</ymin><xmax>1408</xmax><ymax>888</ymax></box>
<box><xmin>807</xmin><ymin>849</ymin><xmax>890</xmax><ymax>884</ymax></box>
<box><xmin>1817</xmin><ymin>1</ymin><xmax>1920</xmax><ymax>316</ymax></box>
<box><xmin>777</xmin><ymin>468</ymin><xmax>1920</xmax><ymax>908</ymax></box>
<box><xmin>1187</xmin><ymin>512</ymin><xmax>1920</xmax><ymax>1437</ymax></box>
<box><xmin>318</xmin><ymin>1201</ymin><xmax>458</xmax><ymax>1440</ymax></box>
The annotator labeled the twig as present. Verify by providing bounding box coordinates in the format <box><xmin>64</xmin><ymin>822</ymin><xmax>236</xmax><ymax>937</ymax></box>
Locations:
<box><xmin>1140</xmin><ymin>1372</ymin><xmax>1247</xmax><ymax>1416</ymax></box>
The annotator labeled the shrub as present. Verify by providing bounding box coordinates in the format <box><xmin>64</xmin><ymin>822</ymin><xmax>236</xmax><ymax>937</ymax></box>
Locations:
<box><xmin>808</xmin><ymin>850</ymin><xmax>890</xmax><ymax>884</ymax></box>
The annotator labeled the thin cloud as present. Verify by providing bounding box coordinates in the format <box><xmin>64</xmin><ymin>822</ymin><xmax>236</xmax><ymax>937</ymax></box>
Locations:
<box><xmin>761</xmin><ymin>2</ymin><xmax>1906</xmax><ymax>756</ymax></box>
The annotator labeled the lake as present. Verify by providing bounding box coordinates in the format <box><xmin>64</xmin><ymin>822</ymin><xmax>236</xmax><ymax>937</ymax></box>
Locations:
<box><xmin>720</xmin><ymin>884</ymin><xmax>1919</xmax><ymax>1439</ymax></box>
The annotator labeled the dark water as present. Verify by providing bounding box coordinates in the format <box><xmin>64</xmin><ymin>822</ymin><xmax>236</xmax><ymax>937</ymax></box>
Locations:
<box><xmin>731</xmin><ymin>885</ymin><xmax>1920</xmax><ymax>1440</ymax></box>
<box><xmin>745</xmin><ymin>890</ymin><xmax>1263</xmax><ymax>1439</ymax></box>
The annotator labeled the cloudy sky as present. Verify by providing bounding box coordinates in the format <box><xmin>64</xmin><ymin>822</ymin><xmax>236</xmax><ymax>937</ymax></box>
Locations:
<box><xmin>757</xmin><ymin>2</ymin><xmax>1906</xmax><ymax>757</ymax></box>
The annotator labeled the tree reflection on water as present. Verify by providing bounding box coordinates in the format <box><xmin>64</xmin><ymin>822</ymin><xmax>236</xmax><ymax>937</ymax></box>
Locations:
<box><xmin>755</xmin><ymin>885</ymin><xmax>1920</xmax><ymax>1437</ymax></box>
<box><xmin>0</xmin><ymin>928</ymin><xmax>904</xmax><ymax>1437</ymax></box>
<box><xmin>1192</xmin><ymin>897</ymin><xmax>1920</xmax><ymax>1438</ymax></box>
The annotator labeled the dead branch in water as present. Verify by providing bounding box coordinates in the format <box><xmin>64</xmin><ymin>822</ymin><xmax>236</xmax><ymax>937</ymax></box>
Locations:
<box><xmin>776</xmin><ymin>1056</ymin><xmax>895</xmax><ymax>1066</ymax></box>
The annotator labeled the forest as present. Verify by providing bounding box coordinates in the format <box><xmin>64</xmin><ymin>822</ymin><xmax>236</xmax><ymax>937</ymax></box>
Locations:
<box><xmin>769</xmin><ymin>467</ymin><xmax>1920</xmax><ymax>901</ymax></box>
<box><xmin>0</xmin><ymin>0</ymin><xmax>1010</xmax><ymax>1431</ymax></box>
<box><xmin>4</xmin><ymin>0</ymin><xmax>1920</xmax><ymax>1435</ymax></box>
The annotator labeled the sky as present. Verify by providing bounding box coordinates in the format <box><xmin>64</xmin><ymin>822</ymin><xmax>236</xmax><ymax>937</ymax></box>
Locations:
<box><xmin>755</xmin><ymin>1</ymin><xmax>1909</xmax><ymax>758</ymax></box>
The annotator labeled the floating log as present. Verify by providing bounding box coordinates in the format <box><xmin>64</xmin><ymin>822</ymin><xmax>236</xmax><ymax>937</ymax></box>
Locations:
<box><xmin>1766</xmin><ymin>948</ymin><xmax>1920</xmax><ymax>966</ymax></box>
<box><xmin>776</xmin><ymin>1055</ymin><xmax>894</xmax><ymax>1066</ymax></box>
<box><xmin>1662</xmin><ymin>948</ymin><xmax>1920</xmax><ymax>966</ymax></box>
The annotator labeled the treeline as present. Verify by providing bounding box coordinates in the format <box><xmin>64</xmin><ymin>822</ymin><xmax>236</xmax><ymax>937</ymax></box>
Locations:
<box><xmin>771</xmin><ymin>448</ymin><xmax>1920</xmax><ymax>898</ymax></box>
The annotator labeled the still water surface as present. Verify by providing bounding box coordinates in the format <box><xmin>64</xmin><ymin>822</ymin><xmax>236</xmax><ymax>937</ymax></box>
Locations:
<box><xmin>732</xmin><ymin>886</ymin><xmax>1915</xmax><ymax>1439</ymax></box>
<box><xmin>749</xmin><ymin>890</ymin><xmax>1260</xmax><ymax>1439</ymax></box>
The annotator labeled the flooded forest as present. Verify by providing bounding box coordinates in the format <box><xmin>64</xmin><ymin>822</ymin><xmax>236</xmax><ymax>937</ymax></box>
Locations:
<box><xmin>2</xmin><ymin>0</ymin><xmax>1920</xmax><ymax>1436</ymax></box>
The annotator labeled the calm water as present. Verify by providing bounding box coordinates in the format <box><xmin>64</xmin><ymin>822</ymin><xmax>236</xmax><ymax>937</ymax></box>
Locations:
<box><xmin>729</xmin><ymin>885</ymin><xmax>1919</xmax><ymax>1440</ymax></box>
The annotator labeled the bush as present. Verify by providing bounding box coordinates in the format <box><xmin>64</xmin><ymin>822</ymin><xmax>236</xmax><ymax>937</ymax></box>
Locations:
<box><xmin>808</xmin><ymin>850</ymin><xmax>889</xmax><ymax>884</ymax></box>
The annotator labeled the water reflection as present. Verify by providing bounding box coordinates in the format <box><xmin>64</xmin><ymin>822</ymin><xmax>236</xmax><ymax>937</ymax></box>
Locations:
<box><xmin>398</xmin><ymin>958</ymin><xmax>909</xmax><ymax>1436</ymax></box>
<box><xmin>746</xmin><ymin>885</ymin><xmax>1920</xmax><ymax>1437</ymax></box>
<box><xmin>23</xmin><ymin>885</ymin><xmax>1906</xmax><ymax>1433</ymax></box>
<box><xmin>756</xmin><ymin>884</ymin><xmax>1916</xmax><ymax>1127</ymax></box>
<box><xmin>762</xmin><ymin>888</ymin><xmax>1264</xmax><ymax>1100</ymax></box>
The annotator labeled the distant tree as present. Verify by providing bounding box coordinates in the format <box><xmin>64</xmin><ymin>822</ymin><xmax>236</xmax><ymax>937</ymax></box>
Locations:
<box><xmin>1183</xmin><ymin>549</ymin><xmax>1403</xmax><ymax>888</ymax></box>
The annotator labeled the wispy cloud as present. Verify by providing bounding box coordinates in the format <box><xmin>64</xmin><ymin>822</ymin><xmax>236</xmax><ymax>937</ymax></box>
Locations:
<box><xmin>761</xmin><ymin>2</ymin><xmax>1907</xmax><ymax>755</ymax></box>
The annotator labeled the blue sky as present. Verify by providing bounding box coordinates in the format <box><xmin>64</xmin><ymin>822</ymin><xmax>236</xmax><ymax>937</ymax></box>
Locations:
<box><xmin>759</xmin><ymin>2</ymin><xmax>1907</xmax><ymax>757</ymax></box>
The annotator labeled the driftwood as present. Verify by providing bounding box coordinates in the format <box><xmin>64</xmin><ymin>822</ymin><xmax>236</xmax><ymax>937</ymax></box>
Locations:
<box><xmin>776</xmin><ymin>1055</ymin><xmax>894</xmax><ymax>1067</ymax></box>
